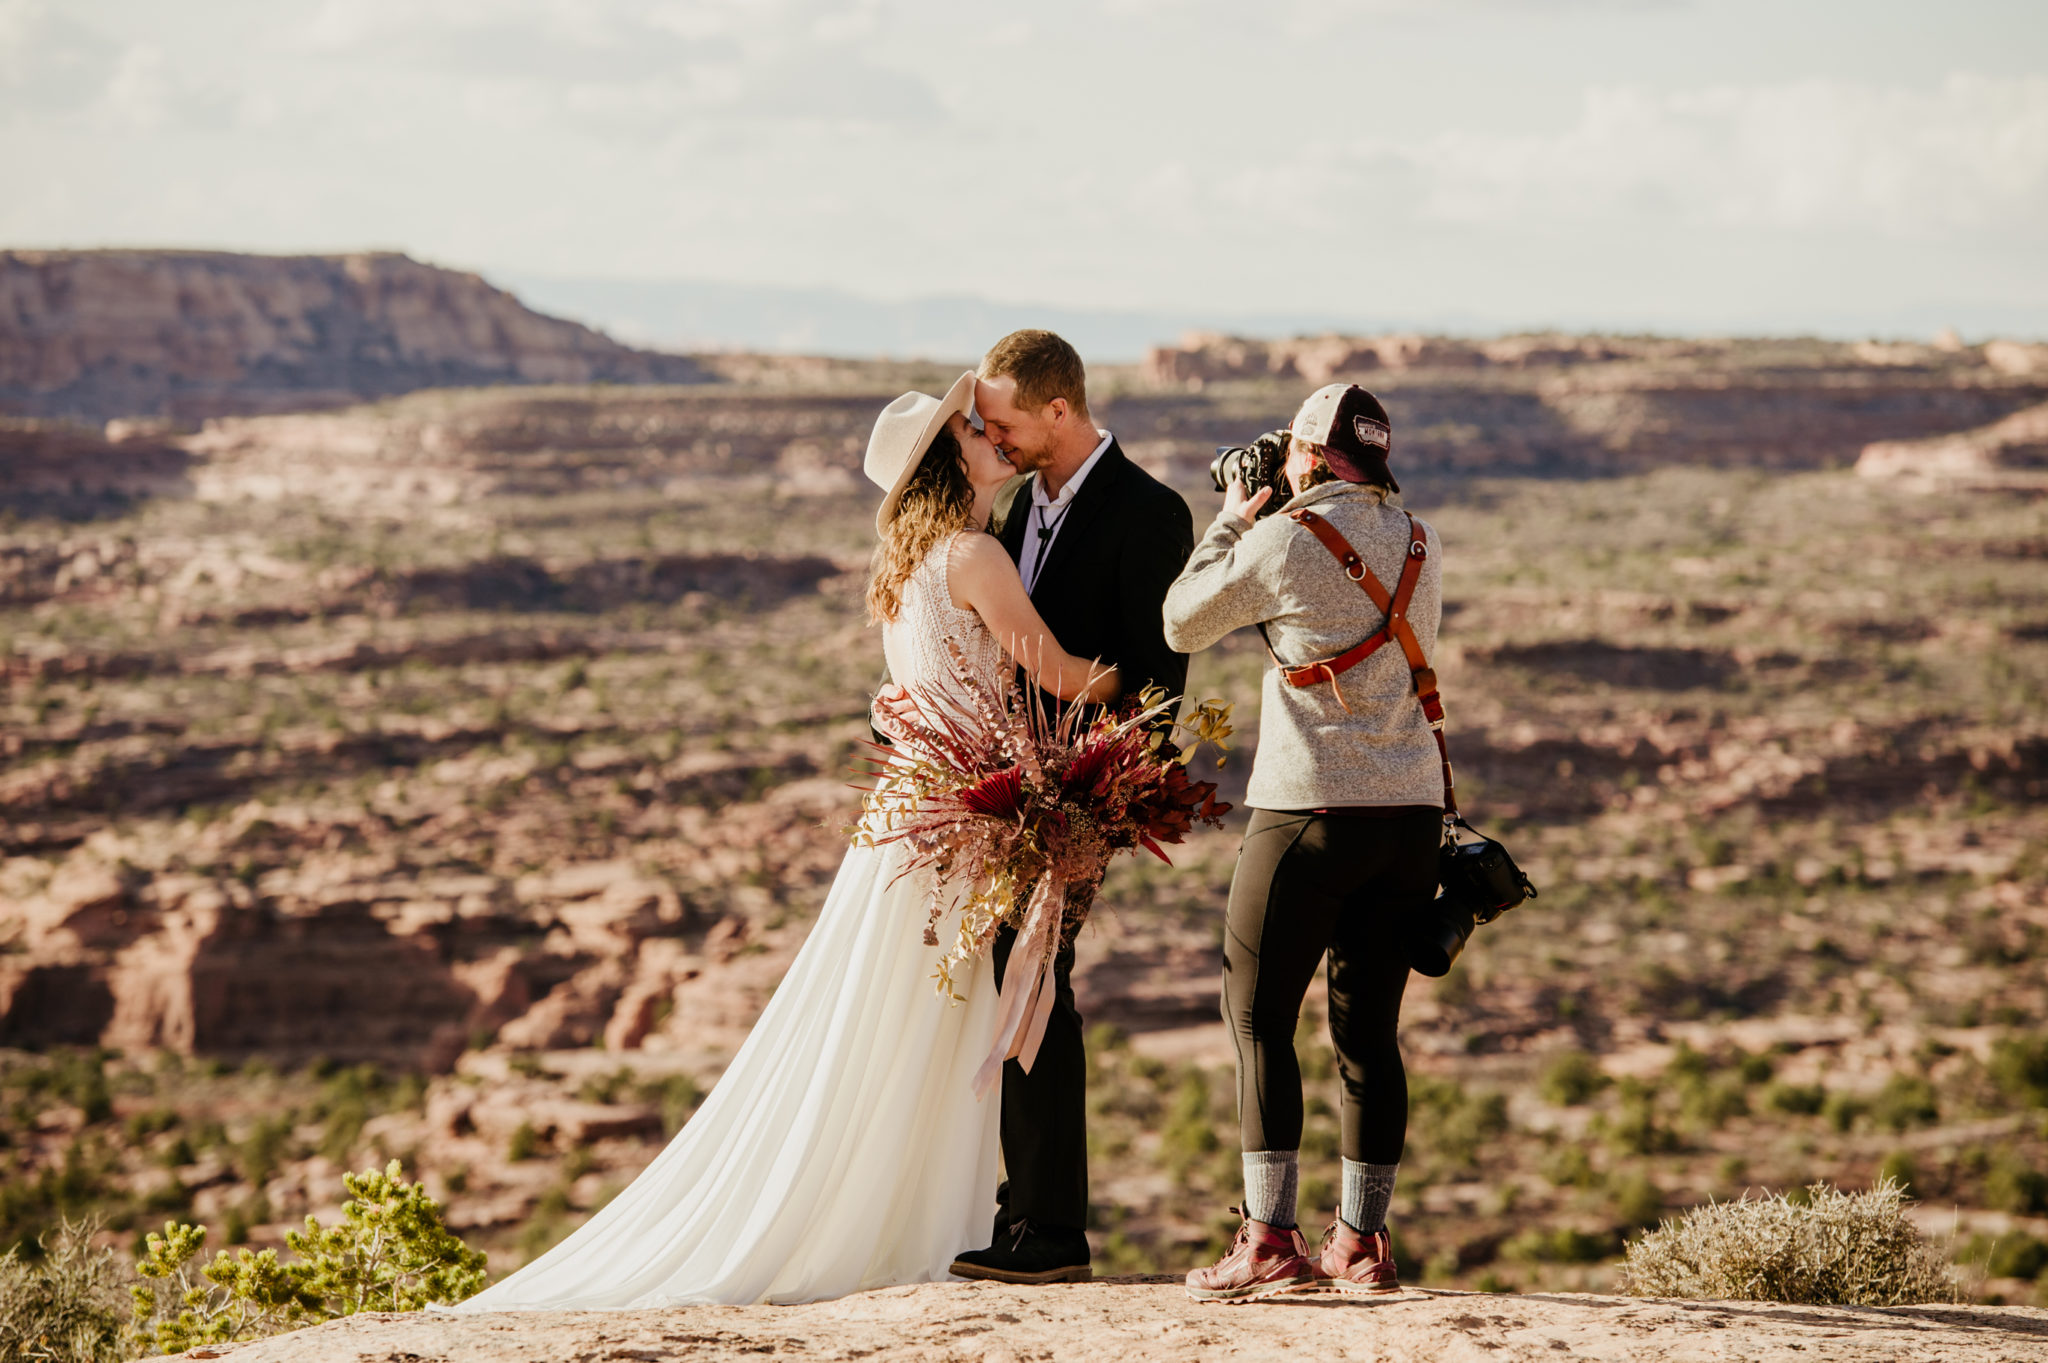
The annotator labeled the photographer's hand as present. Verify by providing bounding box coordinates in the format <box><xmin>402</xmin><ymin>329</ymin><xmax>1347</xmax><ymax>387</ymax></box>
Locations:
<box><xmin>1224</xmin><ymin>474</ymin><xmax>1273</xmax><ymax>526</ymax></box>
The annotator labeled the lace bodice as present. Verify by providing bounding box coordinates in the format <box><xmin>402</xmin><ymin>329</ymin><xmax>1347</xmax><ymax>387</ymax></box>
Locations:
<box><xmin>882</xmin><ymin>530</ymin><xmax>1010</xmax><ymax>716</ymax></box>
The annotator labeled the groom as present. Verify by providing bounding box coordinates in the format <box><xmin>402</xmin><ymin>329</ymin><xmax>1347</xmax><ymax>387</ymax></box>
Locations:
<box><xmin>950</xmin><ymin>329</ymin><xmax>1194</xmax><ymax>1284</ymax></box>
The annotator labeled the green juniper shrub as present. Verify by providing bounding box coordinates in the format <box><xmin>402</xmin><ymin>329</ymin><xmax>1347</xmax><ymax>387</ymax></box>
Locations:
<box><xmin>1611</xmin><ymin>1170</ymin><xmax>1664</xmax><ymax>1229</ymax></box>
<box><xmin>1985</xmin><ymin>1153</ymin><xmax>2048</xmax><ymax>1215</ymax></box>
<box><xmin>506</xmin><ymin>1121</ymin><xmax>540</xmax><ymax>1163</ymax></box>
<box><xmin>1764</xmin><ymin>1081</ymin><xmax>1827</xmax><ymax>1116</ymax></box>
<box><xmin>1679</xmin><ymin>1076</ymin><xmax>1749</xmax><ymax>1131</ymax></box>
<box><xmin>1986</xmin><ymin>1232</ymin><xmax>2048</xmax><ymax>1282</ymax></box>
<box><xmin>1539</xmin><ymin>1051</ymin><xmax>1608</xmax><ymax>1107</ymax></box>
<box><xmin>1869</xmin><ymin>1074</ymin><xmax>1939</xmax><ymax>1133</ymax></box>
<box><xmin>132</xmin><ymin>1160</ymin><xmax>485</xmax><ymax>1356</ymax></box>
<box><xmin>1876</xmin><ymin>1150</ymin><xmax>1919</xmax><ymax>1197</ymax></box>
<box><xmin>1161</xmin><ymin>1068</ymin><xmax>1220</xmax><ymax>1183</ymax></box>
<box><xmin>1543</xmin><ymin>1144</ymin><xmax>1599</xmax><ymax>1191</ymax></box>
<box><xmin>579</xmin><ymin>1068</ymin><xmax>634</xmax><ymax>1106</ymax></box>
<box><xmin>1822</xmin><ymin>1090</ymin><xmax>1868</xmax><ymax>1134</ymax></box>
<box><xmin>1503</xmin><ymin>1224</ymin><xmax>1615</xmax><ymax>1264</ymax></box>
<box><xmin>1409</xmin><ymin>1077</ymin><xmax>1509</xmax><ymax>1175</ymax></box>
<box><xmin>1735</xmin><ymin>1050</ymin><xmax>1775</xmax><ymax>1085</ymax></box>
<box><xmin>238</xmin><ymin>1117</ymin><xmax>293</xmax><ymax>1189</ymax></box>
<box><xmin>1989</xmin><ymin>1033</ymin><xmax>2048</xmax><ymax>1108</ymax></box>
<box><xmin>1603</xmin><ymin>1079</ymin><xmax>1677</xmax><ymax>1156</ymax></box>
<box><xmin>637</xmin><ymin>1073</ymin><xmax>702</xmax><ymax>1138</ymax></box>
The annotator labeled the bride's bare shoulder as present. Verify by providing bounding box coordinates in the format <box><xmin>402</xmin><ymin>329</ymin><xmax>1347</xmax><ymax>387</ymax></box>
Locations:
<box><xmin>947</xmin><ymin>530</ymin><xmax>1014</xmax><ymax>577</ymax></box>
<box><xmin>946</xmin><ymin>531</ymin><xmax>1019</xmax><ymax>607</ymax></box>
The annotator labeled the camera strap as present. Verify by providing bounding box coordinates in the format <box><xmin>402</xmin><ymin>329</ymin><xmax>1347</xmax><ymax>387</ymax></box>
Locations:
<box><xmin>1261</xmin><ymin>508</ymin><xmax>1459</xmax><ymax>818</ymax></box>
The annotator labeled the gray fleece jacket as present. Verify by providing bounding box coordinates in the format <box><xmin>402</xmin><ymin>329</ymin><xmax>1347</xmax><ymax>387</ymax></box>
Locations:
<box><xmin>1162</xmin><ymin>482</ymin><xmax>1445</xmax><ymax>811</ymax></box>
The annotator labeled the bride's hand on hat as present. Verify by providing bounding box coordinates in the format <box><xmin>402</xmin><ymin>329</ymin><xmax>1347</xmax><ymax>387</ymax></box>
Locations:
<box><xmin>1225</xmin><ymin>474</ymin><xmax>1272</xmax><ymax>526</ymax></box>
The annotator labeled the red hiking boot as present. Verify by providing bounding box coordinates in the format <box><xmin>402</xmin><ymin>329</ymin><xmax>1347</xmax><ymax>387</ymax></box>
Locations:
<box><xmin>1315</xmin><ymin>1220</ymin><xmax>1400</xmax><ymax>1294</ymax></box>
<box><xmin>1185</xmin><ymin>1211</ymin><xmax>1316</xmax><ymax>1303</ymax></box>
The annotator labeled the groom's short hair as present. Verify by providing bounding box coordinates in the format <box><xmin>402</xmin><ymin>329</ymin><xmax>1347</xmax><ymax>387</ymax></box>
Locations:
<box><xmin>980</xmin><ymin>329</ymin><xmax>1090</xmax><ymax>420</ymax></box>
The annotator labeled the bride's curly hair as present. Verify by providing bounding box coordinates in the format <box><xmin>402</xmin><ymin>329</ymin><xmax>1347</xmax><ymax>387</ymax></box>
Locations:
<box><xmin>867</xmin><ymin>428</ymin><xmax>973</xmax><ymax>625</ymax></box>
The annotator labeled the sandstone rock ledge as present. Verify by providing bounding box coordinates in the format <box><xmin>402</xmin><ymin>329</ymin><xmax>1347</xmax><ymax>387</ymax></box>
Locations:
<box><xmin>187</xmin><ymin>1280</ymin><xmax>2046</xmax><ymax>1362</ymax></box>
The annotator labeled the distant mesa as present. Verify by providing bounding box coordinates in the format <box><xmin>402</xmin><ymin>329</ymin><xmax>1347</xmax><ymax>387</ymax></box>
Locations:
<box><xmin>1141</xmin><ymin>330</ymin><xmax>1646</xmax><ymax>386</ymax></box>
<box><xmin>0</xmin><ymin>249</ymin><xmax>708</xmax><ymax>422</ymax></box>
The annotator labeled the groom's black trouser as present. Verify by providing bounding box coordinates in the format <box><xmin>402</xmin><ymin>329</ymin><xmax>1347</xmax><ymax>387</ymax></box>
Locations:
<box><xmin>990</xmin><ymin>924</ymin><xmax>1088</xmax><ymax>1233</ymax></box>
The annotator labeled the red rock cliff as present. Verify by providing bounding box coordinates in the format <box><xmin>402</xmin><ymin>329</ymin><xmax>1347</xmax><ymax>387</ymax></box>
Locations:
<box><xmin>0</xmin><ymin>249</ymin><xmax>706</xmax><ymax>420</ymax></box>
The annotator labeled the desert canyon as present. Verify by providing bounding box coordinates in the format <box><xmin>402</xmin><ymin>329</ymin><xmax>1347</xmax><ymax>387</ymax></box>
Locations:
<box><xmin>2</xmin><ymin>251</ymin><xmax>2045</xmax><ymax>1359</ymax></box>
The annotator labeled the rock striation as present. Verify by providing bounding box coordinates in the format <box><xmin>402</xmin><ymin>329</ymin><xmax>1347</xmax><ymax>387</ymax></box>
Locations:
<box><xmin>1856</xmin><ymin>399</ymin><xmax>2048</xmax><ymax>491</ymax></box>
<box><xmin>0</xmin><ymin>250</ymin><xmax>706</xmax><ymax>420</ymax></box>
<box><xmin>180</xmin><ymin>1282</ymin><xmax>2048</xmax><ymax>1363</ymax></box>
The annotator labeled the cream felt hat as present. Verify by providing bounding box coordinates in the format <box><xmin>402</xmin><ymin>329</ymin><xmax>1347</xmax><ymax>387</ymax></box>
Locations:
<box><xmin>864</xmin><ymin>370</ymin><xmax>977</xmax><ymax>533</ymax></box>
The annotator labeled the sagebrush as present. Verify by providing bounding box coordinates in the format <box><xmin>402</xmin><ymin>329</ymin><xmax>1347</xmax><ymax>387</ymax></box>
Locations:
<box><xmin>1620</xmin><ymin>1178</ymin><xmax>1959</xmax><ymax>1306</ymax></box>
<box><xmin>0</xmin><ymin>1219</ymin><xmax>127</xmax><ymax>1363</ymax></box>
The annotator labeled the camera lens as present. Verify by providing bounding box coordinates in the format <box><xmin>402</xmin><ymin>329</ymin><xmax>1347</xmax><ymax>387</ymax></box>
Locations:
<box><xmin>1209</xmin><ymin>445</ymin><xmax>1246</xmax><ymax>495</ymax></box>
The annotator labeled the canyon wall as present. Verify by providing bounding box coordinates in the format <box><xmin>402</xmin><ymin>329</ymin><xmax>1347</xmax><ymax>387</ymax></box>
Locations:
<box><xmin>0</xmin><ymin>250</ymin><xmax>707</xmax><ymax>421</ymax></box>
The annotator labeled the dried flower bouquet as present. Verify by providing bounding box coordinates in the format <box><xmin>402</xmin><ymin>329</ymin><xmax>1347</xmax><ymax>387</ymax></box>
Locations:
<box><xmin>854</xmin><ymin>642</ymin><xmax>1232</xmax><ymax>1096</ymax></box>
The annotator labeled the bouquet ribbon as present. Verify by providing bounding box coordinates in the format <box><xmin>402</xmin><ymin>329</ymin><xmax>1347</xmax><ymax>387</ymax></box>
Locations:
<box><xmin>972</xmin><ymin>876</ymin><xmax>1064</xmax><ymax>1099</ymax></box>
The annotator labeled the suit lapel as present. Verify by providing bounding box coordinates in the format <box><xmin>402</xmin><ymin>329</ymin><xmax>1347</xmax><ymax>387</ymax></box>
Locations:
<box><xmin>1030</xmin><ymin>442</ymin><xmax>1126</xmax><ymax>605</ymax></box>
<box><xmin>992</xmin><ymin>473</ymin><xmax>1032</xmax><ymax>565</ymax></box>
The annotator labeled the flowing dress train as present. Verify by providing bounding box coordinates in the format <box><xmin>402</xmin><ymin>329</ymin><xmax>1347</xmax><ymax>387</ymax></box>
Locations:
<box><xmin>454</xmin><ymin>531</ymin><xmax>1006</xmax><ymax>1307</ymax></box>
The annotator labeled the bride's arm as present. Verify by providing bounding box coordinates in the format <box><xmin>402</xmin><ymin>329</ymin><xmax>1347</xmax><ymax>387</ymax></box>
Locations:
<box><xmin>948</xmin><ymin>534</ymin><xmax>1121</xmax><ymax>703</ymax></box>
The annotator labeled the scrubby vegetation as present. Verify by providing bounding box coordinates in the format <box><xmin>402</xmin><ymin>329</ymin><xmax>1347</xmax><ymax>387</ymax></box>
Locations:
<box><xmin>0</xmin><ymin>1161</ymin><xmax>482</xmax><ymax>1362</ymax></box>
<box><xmin>1620</xmin><ymin>1179</ymin><xmax>1959</xmax><ymax>1306</ymax></box>
<box><xmin>130</xmin><ymin>1160</ymin><xmax>484</xmax><ymax>1355</ymax></box>
<box><xmin>0</xmin><ymin>1220</ymin><xmax>126</xmax><ymax>1363</ymax></box>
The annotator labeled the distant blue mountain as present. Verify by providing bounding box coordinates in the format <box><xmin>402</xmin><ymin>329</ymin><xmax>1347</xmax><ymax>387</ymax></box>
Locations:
<box><xmin>495</xmin><ymin>273</ymin><xmax>2048</xmax><ymax>363</ymax></box>
<box><xmin>493</xmin><ymin>275</ymin><xmax>1385</xmax><ymax>364</ymax></box>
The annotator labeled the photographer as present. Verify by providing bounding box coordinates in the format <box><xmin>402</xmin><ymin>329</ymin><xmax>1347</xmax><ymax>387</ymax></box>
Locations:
<box><xmin>1163</xmin><ymin>384</ymin><xmax>1443</xmax><ymax>1302</ymax></box>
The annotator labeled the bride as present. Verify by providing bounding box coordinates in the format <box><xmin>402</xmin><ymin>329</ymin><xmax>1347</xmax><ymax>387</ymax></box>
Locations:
<box><xmin>453</xmin><ymin>372</ymin><xmax>1120</xmax><ymax>1310</ymax></box>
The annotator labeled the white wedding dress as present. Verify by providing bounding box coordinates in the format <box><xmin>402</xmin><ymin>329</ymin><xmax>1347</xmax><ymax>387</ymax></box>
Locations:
<box><xmin>455</xmin><ymin>531</ymin><xmax>1005</xmax><ymax>1308</ymax></box>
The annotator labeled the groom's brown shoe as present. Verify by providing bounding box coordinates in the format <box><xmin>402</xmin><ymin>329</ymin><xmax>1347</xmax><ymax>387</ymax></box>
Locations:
<box><xmin>949</xmin><ymin>1219</ymin><xmax>1092</xmax><ymax>1285</ymax></box>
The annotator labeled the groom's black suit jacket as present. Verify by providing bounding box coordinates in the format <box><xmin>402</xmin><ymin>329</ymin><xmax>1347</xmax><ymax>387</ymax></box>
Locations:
<box><xmin>991</xmin><ymin>440</ymin><xmax>1194</xmax><ymax>712</ymax></box>
<box><xmin>985</xmin><ymin>438</ymin><xmax>1193</xmax><ymax>1235</ymax></box>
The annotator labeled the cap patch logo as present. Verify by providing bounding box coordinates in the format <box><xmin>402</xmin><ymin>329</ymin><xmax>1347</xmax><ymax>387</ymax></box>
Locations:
<box><xmin>1354</xmin><ymin>416</ymin><xmax>1391</xmax><ymax>451</ymax></box>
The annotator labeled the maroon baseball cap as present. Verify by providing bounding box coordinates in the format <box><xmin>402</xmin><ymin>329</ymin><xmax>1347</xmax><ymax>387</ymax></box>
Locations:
<box><xmin>1288</xmin><ymin>383</ymin><xmax>1397</xmax><ymax>492</ymax></box>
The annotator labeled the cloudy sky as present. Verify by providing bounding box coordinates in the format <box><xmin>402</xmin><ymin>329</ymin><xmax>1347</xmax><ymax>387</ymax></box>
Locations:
<box><xmin>3</xmin><ymin>0</ymin><xmax>2045</xmax><ymax>345</ymax></box>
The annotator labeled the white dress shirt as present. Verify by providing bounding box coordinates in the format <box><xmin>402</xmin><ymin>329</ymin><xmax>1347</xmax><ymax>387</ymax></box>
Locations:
<box><xmin>1019</xmin><ymin>431</ymin><xmax>1113</xmax><ymax>595</ymax></box>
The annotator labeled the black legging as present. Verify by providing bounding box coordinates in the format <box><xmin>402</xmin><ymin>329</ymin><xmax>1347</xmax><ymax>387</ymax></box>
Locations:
<box><xmin>1222</xmin><ymin>807</ymin><xmax>1440</xmax><ymax>1164</ymax></box>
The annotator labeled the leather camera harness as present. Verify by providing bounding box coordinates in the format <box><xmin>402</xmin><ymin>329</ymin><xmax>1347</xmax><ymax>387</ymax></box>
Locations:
<box><xmin>1253</xmin><ymin>505</ymin><xmax>1538</xmax><ymax>970</ymax></box>
<box><xmin>1259</xmin><ymin>507</ymin><xmax>1456</xmax><ymax>817</ymax></box>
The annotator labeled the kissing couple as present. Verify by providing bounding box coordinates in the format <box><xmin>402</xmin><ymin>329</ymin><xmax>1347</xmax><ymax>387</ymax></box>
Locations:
<box><xmin>455</xmin><ymin>329</ymin><xmax>1196</xmax><ymax>1307</ymax></box>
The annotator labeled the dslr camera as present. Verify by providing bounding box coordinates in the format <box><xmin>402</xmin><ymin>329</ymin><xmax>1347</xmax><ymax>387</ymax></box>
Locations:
<box><xmin>1405</xmin><ymin>826</ymin><xmax>1539</xmax><ymax>977</ymax></box>
<box><xmin>1209</xmin><ymin>429</ymin><xmax>1293</xmax><ymax>519</ymax></box>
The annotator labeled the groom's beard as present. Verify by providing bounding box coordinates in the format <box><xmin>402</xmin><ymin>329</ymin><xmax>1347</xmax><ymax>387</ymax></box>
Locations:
<box><xmin>1002</xmin><ymin>434</ymin><xmax>1058</xmax><ymax>474</ymax></box>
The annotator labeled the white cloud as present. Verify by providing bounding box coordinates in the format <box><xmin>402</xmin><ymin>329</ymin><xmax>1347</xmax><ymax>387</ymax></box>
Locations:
<box><xmin>1399</xmin><ymin>74</ymin><xmax>2048</xmax><ymax>238</ymax></box>
<box><xmin>3</xmin><ymin>1</ymin><xmax>2044</xmax><ymax>333</ymax></box>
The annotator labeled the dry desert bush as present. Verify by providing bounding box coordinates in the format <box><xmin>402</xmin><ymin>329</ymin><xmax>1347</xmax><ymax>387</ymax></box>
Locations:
<box><xmin>1620</xmin><ymin>1177</ymin><xmax>1960</xmax><ymax>1306</ymax></box>
<box><xmin>0</xmin><ymin>1219</ymin><xmax>127</xmax><ymax>1363</ymax></box>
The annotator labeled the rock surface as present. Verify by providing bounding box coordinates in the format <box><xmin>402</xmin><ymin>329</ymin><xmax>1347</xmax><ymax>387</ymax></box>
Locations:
<box><xmin>1857</xmin><ymin>399</ymin><xmax>2048</xmax><ymax>490</ymax></box>
<box><xmin>0</xmin><ymin>250</ymin><xmax>705</xmax><ymax>420</ymax></box>
<box><xmin>185</xmin><ymin>1283</ymin><xmax>2048</xmax><ymax>1362</ymax></box>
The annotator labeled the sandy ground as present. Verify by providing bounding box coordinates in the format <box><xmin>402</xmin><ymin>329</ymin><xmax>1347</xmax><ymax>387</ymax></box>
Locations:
<box><xmin>180</xmin><ymin>1280</ymin><xmax>2048</xmax><ymax>1362</ymax></box>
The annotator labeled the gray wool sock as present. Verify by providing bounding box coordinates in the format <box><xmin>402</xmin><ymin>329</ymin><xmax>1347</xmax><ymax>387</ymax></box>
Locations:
<box><xmin>1242</xmin><ymin>1150</ymin><xmax>1300</xmax><ymax>1230</ymax></box>
<box><xmin>1342</xmin><ymin>1159</ymin><xmax>1399</xmax><ymax>1235</ymax></box>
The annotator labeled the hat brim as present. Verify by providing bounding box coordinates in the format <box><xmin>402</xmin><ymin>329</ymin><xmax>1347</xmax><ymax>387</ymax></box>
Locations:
<box><xmin>874</xmin><ymin>370</ymin><xmax>977</xmax><ymax>533</ymax></box>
